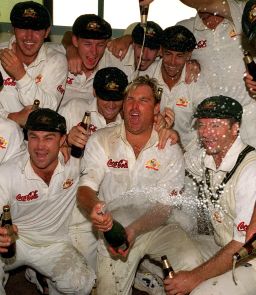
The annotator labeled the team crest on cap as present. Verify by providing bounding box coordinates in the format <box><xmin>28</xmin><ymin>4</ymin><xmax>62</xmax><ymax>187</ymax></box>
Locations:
<box><xmin>145</xmin><ymin>159</ymin><xmax>160</xmax><ymax>171</ymax></box>
<box><xmin>0</xmin><ymin>136</ymin><xmax>7</xmax><ymax>149</ymax></box>
<box><xmin>249</xmin><ymin>4</ymin><xmax>256</xmax><ymax>23</ymax></box>
<box><xmin>23</xmin><ymin>8</ymin><xmax>37</xmax><ymax>18</ymax></box>
<box><xmin>176</xmin><ymin>33</ymin><xmax>186</xmax><ymax>42</ymax></box>
<box><xmin>145</xmin><ymin>27</ymin><xmax>156</xmax><ymax>38</ymax></box>
<box><xmin>201</xmin><ymin>101</ymin><xmax>216</xmax><ymax>110</ymax></box>
<box><xmin>105</xmin><ymin>81</ymin><xmax>119</xmax><ymax>91</ymax></box>
<box><xmin>86</xmin><ymin>21</ymin><xmax>101</xmax><ymax>31</ymax></box>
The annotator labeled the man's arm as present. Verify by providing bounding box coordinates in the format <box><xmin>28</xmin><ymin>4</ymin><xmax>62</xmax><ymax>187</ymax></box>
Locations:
<box><xmin>246</xmin><ymin>203</ymin><xmax>256</xmax><ymax>240</ymax></box>
<box><xmin>164</xmin><ymin>239</ymin><xmax>242</xmax><ymax>294</ymax></box>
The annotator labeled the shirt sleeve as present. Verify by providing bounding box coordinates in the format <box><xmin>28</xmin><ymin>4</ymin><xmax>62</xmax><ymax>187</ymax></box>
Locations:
<box><xmin>0</xmin><ymin>119</ymin><xmax>26</xmax><ymax>164</ymax></box>
<box><xmin>233</xmin><ymin>161</ymin><xmax>256</xmax><ymax>243</ymax></box>
<box><xmin>79</xmin><ymin>132</ymin><xmax>107</xmax><ymax>191</ymax></box>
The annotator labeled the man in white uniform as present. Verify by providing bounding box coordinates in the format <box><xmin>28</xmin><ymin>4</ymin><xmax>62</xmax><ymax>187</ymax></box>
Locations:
<box><xmin>146</xmin><ymin>25</ymin><xmax>211</xmax><ymax>150</ymax></box>
<box><xmin>0</xmin><ymin>108</ymin><xmax>95</xmax><ymax>295</ymax></box>
<box><xmin>0</xmin><ymin>1</ymin><xmax>68</xmax><ymax>127</ymax></box>
<box><xmin>164</xmin><ymin>95</ymin><xmax>256</xmax><ymax>294</ymax></box>
<box><xmin>77</xmin><ymin>75</ymin><xmax>203</xmax><ymax>295</ymax></box>
<box><xmin>178</xmin><ymin>0</ymin><xmax>256</xmax><ymax>148</ymax></box>
<box><xmin>60</xmin><ymin>67</ymin><xmax>128</xmax><ymax>271</ymax></box>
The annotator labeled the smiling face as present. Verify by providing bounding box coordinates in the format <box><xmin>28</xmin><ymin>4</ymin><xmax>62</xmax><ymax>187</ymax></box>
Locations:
<box><xmin>14</xmin><ymin>27</ymin><xmax>50</xmax><ymax>64</ymax></box>
<box><xmin>161</xmin><ymin>48</ymin><xmax>191</xmax><ymax>81</ymax></box>
<box><xmin>28</xmin><ymin>130</ymin><xmax>65</xmax><ymax>174</ymax></box>
<box><xmin>197</xmin><ymin>118</ymin><xmax>239</xmax><ymax>157</ymax></box>
<box><xmin>123</xmin><ymin>84</ymin><xmax>159</xmax><ymax>136</ymax></box>
<box><xmin>97</xmin><ymin>97</ymin><xmax>123</xmax><ymax>124</ymax></box>
<box><xmin>72</xmin><ymin>36</ymin><xmax>108</xmax><ymax>72</ymax></box>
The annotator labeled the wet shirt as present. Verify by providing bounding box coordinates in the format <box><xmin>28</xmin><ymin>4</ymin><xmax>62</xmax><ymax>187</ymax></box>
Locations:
<box><xmin>79</xmin><ymin>122</ymin><xmax>185</xmax><ymax>255</ymax></box>
<box><xmin>146</xmin><ymin>60</ymin><xmax>211</xmax><ymax>150</ymax></box>
<box><xmin>0</xmin><ymin>151</ymin><xmax>85</xmax><ymax>246</ymax></box>
<box><xmin>0</xmin><ymin>37</ymin><xmax>68</xmax><ymax>118</ymax></box>
<box><xmin>177</xmin><ymin>0</ymin><xmax>254</xmax><ymax>107</ymax></box>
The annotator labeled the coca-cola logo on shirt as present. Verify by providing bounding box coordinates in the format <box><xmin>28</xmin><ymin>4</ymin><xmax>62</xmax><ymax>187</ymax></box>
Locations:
<box><xmin>195</xmin><ymin>40</ymin><xmax>207</xmax><ymax>49</ymax></box>
<box><xmin>237</xmin><ymin>221</ymin><xmax>248</xmax><ymax>232</ymax></box>
<box><xmin>4</xmin><ymin>77</ymin><xmax>16</xmax><ymax>86</ymax></box>
<box><xmin>57</xmin><ymin>84</ymin><xmax>65</xmax><ymax>94</ymax></box>
<box><xmin>16</xmin><ymin>190</ymin><xmax>39</xmax><ymax>202</ymax></box>
<box><xmin>66</xmin><ymin>77</ymin><xmax>74</xmax><ymax>84</ymax></box>
<box><xmin>107</xmin><ymin>159</ymin><xmax>128</xmax><ymax>169</ymax></box>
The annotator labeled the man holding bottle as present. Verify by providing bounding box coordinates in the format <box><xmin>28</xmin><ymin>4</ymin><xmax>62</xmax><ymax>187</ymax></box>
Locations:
<box><xmin>77</xmin><ymin>75</ymin><xmax>203</xmax><ymax>295</ymax></box>
<box><xmin>164</xmin><ymin>96</ymin><xmax>256</xmax><ymax>295</ymax></box>
<box><xmin>0</xmin><ymin>108</ymin><xmax>95</xmax><ymax>295</ymax></box>
<box><xmin>0</xmin><ymin>1</ymin><xmax>67</xmax><ymax>127</ymax></box>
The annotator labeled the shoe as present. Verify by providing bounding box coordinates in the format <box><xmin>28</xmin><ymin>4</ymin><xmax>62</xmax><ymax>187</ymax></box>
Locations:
<box><xmin>134</xmin><ymin>272</ymin><xmax>165</xmax><ymax>295</ymax></box>
<box><xmin>25</xmin><ymin>268</ymin><xmax>49</xmax><ymax>295</ymax></box>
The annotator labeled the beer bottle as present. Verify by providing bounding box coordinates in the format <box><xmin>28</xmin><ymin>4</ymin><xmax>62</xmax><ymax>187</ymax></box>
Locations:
<box><xmin>244</xmin><ymin>51</ymin><xmax>256</xmax><ymax>81</ymax></box>
<box><xmin>233</xmin><ymin>233</ymin><xmax>256</xmax><ymax>262</ymax></box>
<box><xmin>71</xmin><ymin>111</ymin><xmax>91</xmax><ymax>158</ymax></box>
<box><xmin>1</xmin><ymin>205</ymin><xmax>16</xmax><ymax>259</ymax></box>
<box><xmin>161</xmin><ymin>255</ymin><xmax>175</xmax><ymax>278</ymax></box>
<box><xmin>0</xmin><ymin>71</ymin><xmax>3</xmax><ymax>88</ymax></box>
<box><xmin>32</xmin><ymin>99</ymin><xmax>40</xmax><ymax>111</ymax></box>
<box><xmin>104</xmin><ymin>220</ymin><xmax>129</xmax><ymax>251</ymax></box>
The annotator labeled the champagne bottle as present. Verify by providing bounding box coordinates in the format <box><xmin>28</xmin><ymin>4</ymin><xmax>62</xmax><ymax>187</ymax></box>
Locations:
<box><xmin>71</xmin><ymin>111</ymin><xmax>91</xmax><ymax>158</ymax></box>
<box><xmin>104</xmin><ymin>219</ymin><xmax>129</xmax><ymax>251</ymax></box>
<box><xmin>1</xmin><ymin>205</ymin><xmax>16</xmax><ymax>259</ymax></box>
<box><xmin>139</xmin><ymin>0</ymin><xmax>149</xmax><ymax>28</ymax></box>
<box><xmin>233</xmin><ymin>233</ymin><xmax>256</xmax><ymax>262</ymax></box>
<box><xmin>0</xmin><ymin>71</ymin><xmax>3</xmax><ymax>88</ymax></box>
<box><xmin>32</xmin><ymin>99</ymin><xmax>40</xmax><ymax>111</ymax></box>
<box><xmin>161</xmin><ymin>255</ymin><xmax>175</xmax><ymax>278</ymax></box>
<box><xmin>244</xmin><ymin>50</ymin><xmax>256</xmax><ymax>81</ymax></box>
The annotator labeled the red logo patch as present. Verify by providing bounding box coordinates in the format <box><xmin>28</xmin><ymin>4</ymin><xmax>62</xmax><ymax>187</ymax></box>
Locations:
<box><xmin>195</xmin><ymin>40</ymin><xmax>207</xmax><ymax>49</ymax></box>
<box><xmin>107</xmin><ymin>159</ymin><xmax>128</xmax><ymax>168</ymax></box>
<box><xmin>237</xmin><ymin>221</ymin><xmax>248</xmax><ymax>232</ymax></box>
<box><xmin>4</xmin><ymin>77</ymin><xmax>16</xmax><ymax>86</ymax></box>
<box><xmin>57</xmin><ymin>84</ymin><xmax>65</xmax><ymax>94</ymax></box>
<box><xmin>66</xmin><ymin>77</ymin><xmax>74</xmax><ymax>84</ymax></box>
<box><xmin>16</xmin><ymin>190</ymin><xmax>39</xmax><ymax>202</ymax></box>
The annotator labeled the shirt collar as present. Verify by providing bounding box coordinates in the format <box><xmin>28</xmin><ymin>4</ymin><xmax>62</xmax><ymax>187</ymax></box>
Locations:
<box><xmin>204</xmin><ymin>136</ymin><xmax>247</xmax><ymax>172</ymax></box>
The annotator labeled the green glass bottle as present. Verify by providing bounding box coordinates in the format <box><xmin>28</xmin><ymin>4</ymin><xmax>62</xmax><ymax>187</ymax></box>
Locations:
<box><xmin>1</xmin><ymin>205</ymin><xmax>16</xmax><ymax>259</ymax></box>
<box><xmin>104</xmin><ymin>220</ymin><xmax>129</xmax><ymax>251</ymax></box>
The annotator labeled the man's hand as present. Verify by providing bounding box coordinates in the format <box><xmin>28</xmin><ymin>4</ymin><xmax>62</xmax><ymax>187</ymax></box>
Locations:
<box><xmin>244</xmin><ymin>72</ymin><xmax>256</xmax><ymax>97</ymax></box>
<box><xmin>154</xmin><ymin>107</ymin><xmax>179</xmax><ymax>149</ymax></box>
<box><xmin>91</xmin><ymin>202</ymin><xmax>113</xmax><ymax>232</ymax></box>
<box><xmin>0</xmin><ymin>45</ymin><xmax>26</xmax><ymax>81</ymax></box>
<box><xmin>8</xmin><ymin>105</ymin><xmax>34</xmax><ymax>127</ymax></box>
<box><xmin>164</xmin><ymin>270</ymin><xmax>202</xmax><ymax>295</ymax></box>
<box><xmin>139</xmin><ymin>0</ymin><xmax>154</xmax><ymax>6</ymax></box>
<box><xmin>185</xmin><ymin>59</ymin><xmax>201</xmax><ymax>84</ymax></box>
<box><xmin>107</xmin><ymin>35</ymin><xmax>132</xmax><ymax>60</ymax></box>
<box><xmin>0</xmin><ymin>225</ymin><xmax>18</xmax><ymax>254</ymax></box>
<box><xmin>107</xmin><ymin>226</ymin><xmax>136</xmax><ymax>258</ymax></box>
<box><xmin>66</xmin><ymin>44</ymin><xmax>83</xmax><ymax>75</ymax></box>
<box><xmin>67</xmin><ymin>125</ymin><xmax>90</xmax><ymax>149</ymax></box>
